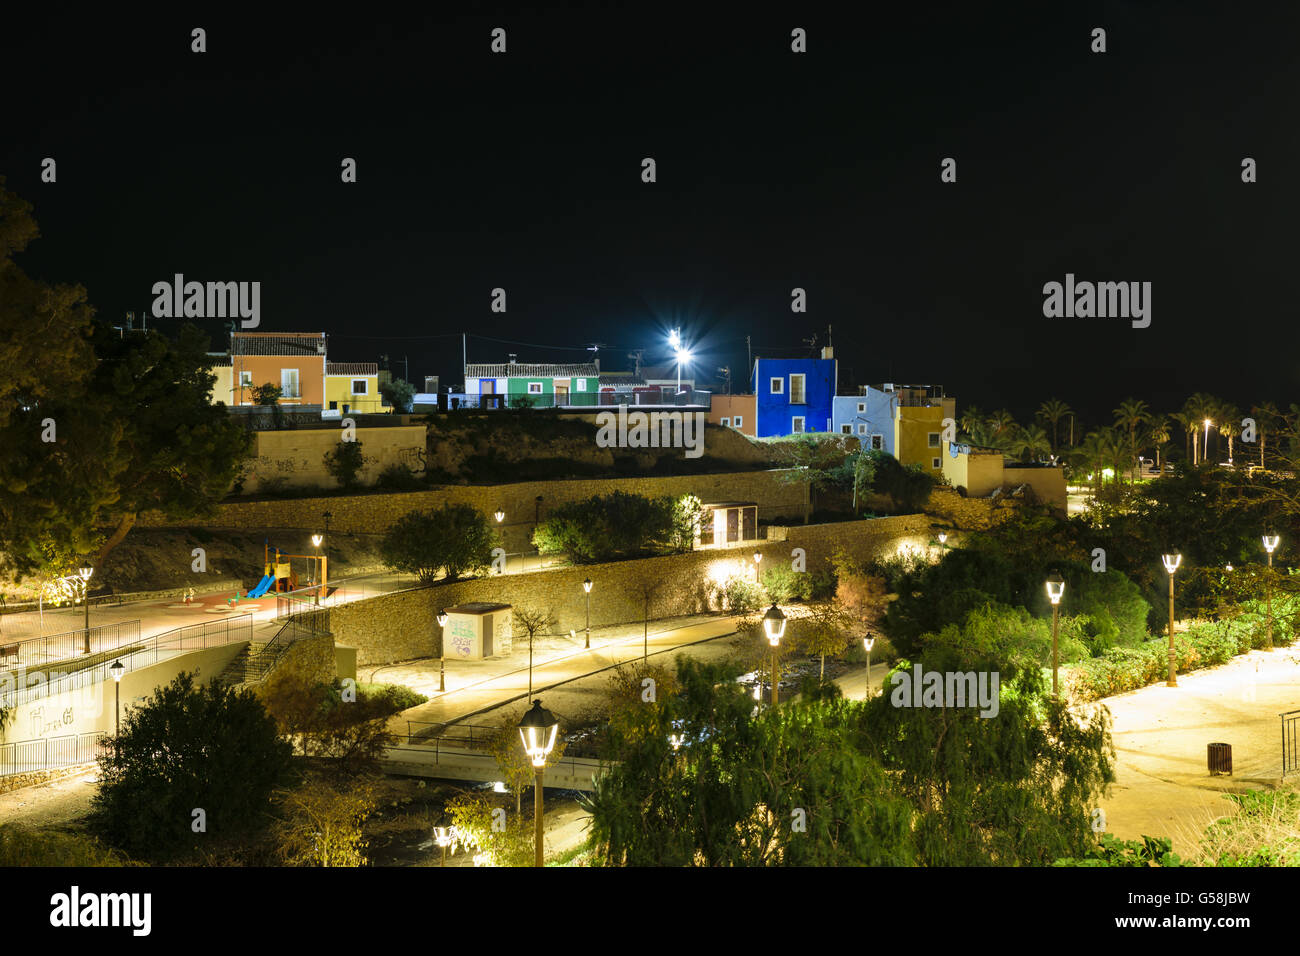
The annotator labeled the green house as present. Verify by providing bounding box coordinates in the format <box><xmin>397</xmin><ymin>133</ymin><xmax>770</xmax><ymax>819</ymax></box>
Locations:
<box><xmin>464</xmin><ymin>362</ymin><xmax>601</xmax><ymax>408</ymax></box>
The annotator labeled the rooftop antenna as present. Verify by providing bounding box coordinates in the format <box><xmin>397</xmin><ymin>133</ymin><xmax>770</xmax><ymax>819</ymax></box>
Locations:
<box><xmin>718</xmin><ymin>366</ymin><xmax>731</xmax><ymax>395</ymax></box>
<box><xmin>627</xmin><ymin>348</ymin><xmax>644</xmax><ymax>376</ymax></box>
<box><xmin>802</xmin><ymin>332</ymin><xmax>818</xmax><ymax>356</ymax></box>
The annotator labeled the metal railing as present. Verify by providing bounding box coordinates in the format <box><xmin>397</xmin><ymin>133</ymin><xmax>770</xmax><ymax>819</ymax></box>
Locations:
<box><xmin>0</xmin><ymin>731</ymin><xmax>107</xmax><ymax>778</ymax></box>
<box><xmin>2</xmin><ymin>614</ymin><xmax>255</xmax><ymax>709</ymax></box>
<box><xmin>275</xmin><ymin>587</ymin><xmax>349</xmax><ymax>624</ymax></box>
<box><xmin>400</xmin><ymin>720</ymin><xmax>601</xmax><ymax>759</ymax></box>
<box><xmin>1283</xmin><ymin>710</ymin><xmax>1300</xmax><ymax>778</ymax></box>
<box><xmin>0</xmin><ymin>620</ymin><xmax>142</xmax><ymax>672</ymax></box>
<box><xmin>443</xmin><ymin>390</ymin><xmax>713</xmax><ymax>411</ymax></box>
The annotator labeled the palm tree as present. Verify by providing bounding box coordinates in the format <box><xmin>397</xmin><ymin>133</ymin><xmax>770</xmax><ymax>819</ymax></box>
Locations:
<box><xmin>1037</xmin><ymin>399</ymin><xmax>1073</xmax><ymax>454</ymax></box>
<box><xmin>1009</xmin><ymin>424</ymin><xmax>1051</xmax><ymax>462</ymax></box>
<box><xmin>1075</xmin><ymin>431</ymin><xmax>1109</xmax><ymax>493</ymax></box>
<box><xmin>1169</xmin><ymin>410</ymin><xmax>1195</xmax><ymax>466</ymax></box>
<box><xmin>1147</xmin><ymin>417</ymin><xmax>1171</xmax><ymax>474</ymax></box>
<box><xmin>986</xmin><ymin>409</ymin><xmax>1017</xmax><ymax>449</ymax></box>
<box><xmin>1184</xmin><ymin>392</ymin><xmax>1220</xmax><ymax>464</ymax></box>
<box><xmin>1216</xmin><ymin>403</ymin><xmax>1240</xmax><ymax>465</ymax></box>
<box><xmin>1252</xmin><ymin>402</ymin><xmax>1280</xmax><ymax>468</ymax></box>
<box><xmin>1113</xmin><ymin>398</ymin><xmax>1151</xmax><ymax>481</ymax></box>
<box><xmin>958</xmin><ymin>406</ymin><xmax>984</xmax><ymax>440</ymax></box>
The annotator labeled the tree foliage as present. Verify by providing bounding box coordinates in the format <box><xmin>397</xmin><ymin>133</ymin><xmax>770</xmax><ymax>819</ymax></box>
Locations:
<box><xmin>323</xmin><ymin>439</ymin><xmax>366</xmax><ymax>489</ymax></box>
<box><xmin>379</xmin><ymin>504</ymin><xmax>497</xmax><ymax>582</ymax></box>
<box><xmin>90</xmin><ymin>672</ymin><xmax>294</xmax><ymax>860</ymax></box>
<box><xmin>532</xmin><ymin>491</ymin><xmax>679</xmax><ymax>563</ymax></box>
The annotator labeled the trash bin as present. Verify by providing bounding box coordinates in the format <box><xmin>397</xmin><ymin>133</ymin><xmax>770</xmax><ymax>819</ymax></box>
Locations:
<box><xmin>1208</xmin><ymin>742</ymin><xmax>1233</xmax><ymax>775</ymax></box>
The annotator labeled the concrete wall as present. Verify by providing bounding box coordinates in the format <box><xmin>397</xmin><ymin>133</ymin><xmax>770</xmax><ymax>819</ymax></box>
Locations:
<box><xmin>239</xmin><ymin>425</ymin><xmax>428</xmax><ymax>494</ymax></box>
<box><xmin>1004</xmin><ymin>465</ymin><xmax>1067</xmax><ymax>511</ymax></box>
<box><xmin>327</xmin><ymin>514</ymin><xmax>942</xmax><ymax>666</ymax></box>
<box><xmin>942</xmin><ymin>447</ymin><xmax>1005</xmax><ymax>498</ymax></box>
<box><xmin>3</xmin><ymin>642</ymin><xmax>247</xmax><ymax>742</ymax></box>
<box><xmin>139</xmin><ymin>470</ymin><xmax>809</xmax><ymax>554</ymax></box>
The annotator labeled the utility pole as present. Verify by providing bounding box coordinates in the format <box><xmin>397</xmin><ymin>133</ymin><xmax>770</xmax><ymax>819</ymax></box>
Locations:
<box><xmin>746</xmin><ymin>336</ymin><xmax>752</xmax><ymax>388</ymax></box>
<box><xmin>403</xmin><ymin>355</ymin><xmax>409</xmax><ymax>384</ymax></box>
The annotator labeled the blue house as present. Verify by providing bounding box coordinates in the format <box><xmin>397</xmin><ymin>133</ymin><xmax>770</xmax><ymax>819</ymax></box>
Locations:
<box><xmin>752</xmin><ymin>350</ymin><xmax>837</xmax><ymax>437</ymax></box>
<box><xmin>832</xmin><ymin>388</ymin><xmax>895</xmax><ymax>453</ymax></box>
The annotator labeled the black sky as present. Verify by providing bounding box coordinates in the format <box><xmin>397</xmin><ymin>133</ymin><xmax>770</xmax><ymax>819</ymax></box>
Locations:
<box><xmin>4</xmin><ymin>2</ymin><xmax>1297</xmax><ymax>425</ymax></box>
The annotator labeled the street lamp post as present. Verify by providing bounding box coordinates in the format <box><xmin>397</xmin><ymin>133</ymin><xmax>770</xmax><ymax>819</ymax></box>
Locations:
<box><xmin>1162</xmin><ymin>553</ymin><xmax>1182</xmax><ymax>686</ymax></box>
<box><xmin>79</xmin><ymin>566</ymin><xmax>93</xmax><ymax>654</ymax></box>
<box><xmin>311</xmin><ymin>533</ymin><xmax>323</xmax><ymax>603</ymax></box>
<box><xmin>582</xmin><ymin>579</ymin><xmax>592</xmax><ymax>649</ymax></box>
<box><xmin>1263</xmin><ymin>534</ymin><xmax>1279</xmax><ymax>651</ymax></box>
<box><xmin>433</xmin><ymin>826</ymin><xmax>454</xmax><ymax>867</ymax></box>
<box><xmin>494</xmin><ymin>507</ymin><xmax>505</xmax><ymax>524</ymax></box>
<box><xmin>753</xmin><ymin>551</ymin><xmax>763</xmax><ymax>584</ymax></box>
<box><xmin>1045</xmin><ymin>573</ymin><xmax>1065</xmax><ymax>699</ymax></box>
<box><xmin>762</xmin><ymin>604</ymin><xmax>787</xmax><ymax>706</ymax></box>
<box><xmin>437</xmin><ymin>610</ymin><xmax>448</xmax><ymax>691</ymax></box>
<box><xmin>110</xmin><ymin>659</ymin><xmax>124</xmax><ymax>735</ymax></box>
<box><xmin>863</xmin><ymin>635</ymin><xmax>875</xmax><ymax>699</ymax></box>
<box><xmin>938</xmin><ymin>531</ymin><xmax>948</xmax><ymax>548</ymax></box>
<box><xmin>518</xmin><ymin>700</ymin><xmax>559</xmax><ymax>868</ymax></box>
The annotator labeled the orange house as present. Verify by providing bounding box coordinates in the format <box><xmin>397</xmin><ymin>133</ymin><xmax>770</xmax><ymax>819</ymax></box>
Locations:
<box><xmin>231</xmin><ymin>332</ymin><xmax>327</xmax><ymax>407</ymax></box>
<box><xmin>707</xmin><ymin>394</ymin><xmax>757</xmax><ymax>436</ymax></box>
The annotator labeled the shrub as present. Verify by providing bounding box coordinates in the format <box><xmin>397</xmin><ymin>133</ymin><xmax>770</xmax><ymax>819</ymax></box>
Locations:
<box><xmin>533</xmin><ymin>491</ymin><xmax>676</xmax><ymax>564</ymax></box>
<box><xmin>273</xmin><ymin>775</ymin><xmax>378</xmax><ymax>867</ymax></box>
<box><xmin>1054</xmin><ymin>834</ymin><xmax>1184</xmax><ymax>867</ymax></box>
<box><xmin>90</xmin><ymin>672</ymin><xmax>294</xmax><ymax>860</ymax></box>
<box><xmin>323</xmin><ymin>439</ymin><xmax>366</xmax><ymax>489</ymax></box>
<box><xmin>375</xmin><ymin>463</ymin><xmax>423</xmax><ymax>491</ymax></box>
<box><xmin>379</xmin><ymin>504</ymin><xmax>497</xmax><ymax>582</ymax></box>
<box><xmin>717</xmin><ymin>575</ymin><xmax>762</xmax><ymax>614</ymax></box>
<box><xmin>0</xmin><ymin>826</ymin><xmax>131</xmax><ymax>866</ymax></box>
<box><xmin>761</xmin><ymin>564</ymin><xmax>812</xmax><ymax>602</ymax></box>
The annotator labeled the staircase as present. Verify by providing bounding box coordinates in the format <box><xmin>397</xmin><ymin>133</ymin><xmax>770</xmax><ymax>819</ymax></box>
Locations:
<box><xmin>216</xmin><ymin>617</ymin><xmax>322</xmax><ymax>689</ymax></box>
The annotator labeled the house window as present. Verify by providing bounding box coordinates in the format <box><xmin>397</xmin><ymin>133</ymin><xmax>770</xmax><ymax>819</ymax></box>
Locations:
<box><xmin>721</xmin><ymin>417</ymin><xmax>731</xmax><ymax>427</ymax></box>
<box><xmin>928</xmin><ymin>432</ymin><xmax>941</xmax><ymax>448</ymax></box>
<box><xmin>792</xmin><ymin>416</ymin><xmax>805</xmax><ymax>433</ymax></box>
<box><xmin>733</xmin><ymin>415</ymin><xmax>743</xmax><ymax>428</ymax></box>
<box><xmin>770</xmin><ymin>377</ymin><xmax>783</xmax><ymax>395</ymax></box>
<box><xmin>857</xmin><ymin>403</ymin><xmax>866</xmax><ymax>413</ymax></box>
<box><xmin>351</xmin><ymin>379</ymin><xmax>368</xmax><ymax>395</ymax></box>
<box><xmin>857</xmin><ymin>423</ymin><xmax>867</xmax><ymax>435</ymax></box>
<box><xmin>841</xmin><ymin>424</ymin><xmax>851</xmax><ymax>434</ymax></box>
<box><xmin>329</xmin><ymin>401</ymin><xmax>338</xmax><ymax>410</ymax></box>
<box><xmin>789</xmin><ymin>374</ymin><xmax>806</xmax><ymax>404</ymax></box>
<box><xmin>871</xmin><ymin>434</ymin><xmax>884</xmax><ymax>450</ymax></box>
<box><xmin>280</xmin><ymin>369</ymin><xmax>300</xmax><ymax>398</ymax></box>
<box><xmin>528</xmin><ymin>382</ymin><xmax>543</xmax><ymax>395</ymax></box>
<box><xmin>239</xmin><ymin>370</ymin><xmax>253</xmax><ymax>387</ymax></box>
<box><xmin>575</xmin><ymin>379</ymin><xmax>587</xmax><ymax>392</ymax></box>
<box><xmin>932</xmin><ymin>458</ymin><xmax>941</xmax><ymax>469</ymax></box>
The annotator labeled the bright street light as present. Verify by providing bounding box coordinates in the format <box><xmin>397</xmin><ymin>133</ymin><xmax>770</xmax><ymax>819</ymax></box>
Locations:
<box><xmin>1162</xmin><ymin>553</ymin><xmax>1182</xmax><ymax>686</ymax></box>
<box><xmin>863</xmin><ymin>635</ymin><xmax>876</xmax><ymax>699</ymax></box>
<box><xmin>1263</xmin><ymin>534</ymin><xmax>1280</xmax><ymax>650</ymax></box>
<box><xmin>518</xmin><ymin>699</ymin><xmax>560</xmax><ymax>868</ymax></box>
<box><xmin>494</xmin><ymin>508</ymin><xmax>505</xmax><ymax>523</ymax></box>
<box><xmin>1045</xmin><ymin>573</ymin><xmax>1065</xmax><ymax>699</ymax></box>
<box><xmin>437</xmin><ymin>610</ymin><xmax>449</xmax><ymax>691</ymax></box>
<box><xmin>762</xmin><ymin>604</ymin><xmax>787</xmax><ymax>706</ymax></box>
<box><xmin>582</xmin><ymin>578</ymin><xmax>593</xmax><ymax>649</ymax></box>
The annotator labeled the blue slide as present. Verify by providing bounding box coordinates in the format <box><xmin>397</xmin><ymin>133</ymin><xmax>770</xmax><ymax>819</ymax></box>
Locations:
<box><xmin>246</xmin><ymin>574</ymin><xmax>275</xmax><ymax>598</ymax></box>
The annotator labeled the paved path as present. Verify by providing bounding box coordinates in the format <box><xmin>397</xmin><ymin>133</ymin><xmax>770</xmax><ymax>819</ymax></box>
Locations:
<box><xmin>383</xmin><ymin>615</ymin><xmax>741</xmax><ymax>735</ymax></box>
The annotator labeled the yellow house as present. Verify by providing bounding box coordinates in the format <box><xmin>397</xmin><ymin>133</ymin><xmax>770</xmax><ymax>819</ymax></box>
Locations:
<box><xmin>893</xmin><ymin>404</ymin><xmax>947</xmax><ymax>477</ymax></box>
<box><xmin>325</xmin><ymin>363</ymin><xmax>385</xmax><ymax>414</ymax></box>
<box><xmin>206</xmin><ymin>354</ymin><xmax>234</xmax><ymax>405</ymax></box>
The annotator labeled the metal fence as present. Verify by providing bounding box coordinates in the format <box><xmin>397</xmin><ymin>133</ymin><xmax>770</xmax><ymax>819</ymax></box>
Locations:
<box><xmin>394</xmin><ymin>721</ymin><xmax>599</xmax><ymax>776</ymax></box>
<box><xmin>0</xmin><ymin>731</ymin><xmax>106</xmax><ymax>777</ymax></box>
<box><xmin>0</xmin><ymin>620</ymin><xmax>142</xmax><ymax>671</ymax></box>
<box><xmin>443</xmin><ymin>390</ymin><xmax>712</xmax><ymax>411</ymax></box>
<box><xmin>2</xmin><ymin>614</ymin><xmax>255</xmax><ymax>709</ymax></box>
<box><xmin>274</xmin><ymin>587</ymin><xmax>350</xmax><ymax>624</ymax></box>
<box><xmin>1283</xmin><ymin>710</ymin><xmax>1300</xmax><ymax>778</ymax></box>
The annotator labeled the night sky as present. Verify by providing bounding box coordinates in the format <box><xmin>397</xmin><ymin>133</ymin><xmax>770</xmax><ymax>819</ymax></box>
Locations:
<box><xmin>4</xmin><ymin>3</ymin><xmax>1297</xmax><ymax>424</ymax></box>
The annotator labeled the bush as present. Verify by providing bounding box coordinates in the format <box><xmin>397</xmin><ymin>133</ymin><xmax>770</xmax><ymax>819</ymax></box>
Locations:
<box><xmin>761</xmin><ymin>564</ymin><xmax>812</xmax><ymax>602</ymax></box>
<box><xmin>375</xmin><ymin>463</ymin><xmax>423</xmax><ymax>491</ymax></box>
<box><xmin>273</xmin><ymin>776</ymin><xmax>378</xmax><ymax>867</ymax></box>
<box><xmin>323</xmin><ymin>439</ymin><xmax>366</xmax><ymax>489</ymax></box>
<box><xmin>379</xmin><ymin>504</ymin><xmax>497</xmax><ymax>582</ymax></box>
<box><xmin>90</xmin><ymin>672</ymin><xmax>294</xmax><ymax>860</ymax></box>
<box><xmin>717</xmin><ymin>575</ymin><xmax>762</xmax><ymax>613</ymax></box>
<box><xmin>0</xmin><ymin>826</ymin><xmax>131</xmax><ymax>866</ymax></box>
<box><xmin>532</xmin><ymin>491</ymin><xmax>676</xmax><ymax>564</ymax></box>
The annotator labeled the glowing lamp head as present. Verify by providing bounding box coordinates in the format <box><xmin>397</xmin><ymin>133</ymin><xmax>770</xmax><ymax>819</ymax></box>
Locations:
<box><xmin>518</xmin><ymin>699</ymin><xmax>559</xmax><ymax>769</ymax></box>
<box><xmin>938</xmin><ymin>532</ymin><xmax>948</xmax><ymax>545</ymax></box>
<box><xmin>78</xmin><ymin>566</ymin><xmax>93</xmax><ymax>582</ymax></box>
<box><xmin>753</xmin><ymin>552</ymin><xmax>763</xmax><ymax>565</ymax></box>
<box><xmin>1204</xmin><ymin>419</ymin><xmax>1212</xmax><ymax>428</ymax></box>
<box><xmin>669</xmin><ymin>733</ymin><xmax>683</xmax><ymax>751</ymax></box>
<box><xmin>1162</xmin><ymin>553</ymin><xmax>1182</xmax><ymax>575</ymax></box>
<box><xmin>1263</xmin><ymin>534</ymin><xmax>1280</xmax><ymax>554</ymax></box>
<box><xmin>433</xmin><ymin>826</ymin><xmax>455</xmax><ymax>847</ymax></box>
<box><xmin>311</xmin><ymin>534</ymin><xmax>323</xmax><ymax>548</ymax></box>
<box><xmin>1045</xmin><ymin>573</ymin><xmax>1065</xmax><ymax>606</ymax></box>
<box><xmin>583</xmin><ymin>578</ymin><xmax>593</xmax><ymax>593</ymax></box>
<box><xmin>863</xmin><ymin>635</ymin><xmax>876</xmax><ymax>652</ymax></box>
<box><xmin>1225</xmin><ymin>564</ymin><xmax>1234</xmax><ymax>571</ymax></box>
<box><xmin>762</xmin><ymin>604</ymin><xmax>787</xmax><ymax>646</ymax></box>
<box><xmin>437</xmin><ymin>610</ymin><xmax>448</xmax><ymax>628</ymax></box>
<box><xmin>494</xmin><ymin>508</ymin><xmax>505</xmax><ymax>523</ymax></box>
<box><xmin>110</xmin><ymin>659</ymin><xmax>124</xmax><ymax>683</ymax></box>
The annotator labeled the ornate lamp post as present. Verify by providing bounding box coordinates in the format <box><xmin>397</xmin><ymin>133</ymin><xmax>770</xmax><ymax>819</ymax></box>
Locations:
<box><xmin>1263</xmin><ymin>534</ymin><xmax>1280</xmax><ymax>651</ymax></box>
<box><xmin>437</xmin><ymin>610</ymin><xmax>449</xmax><ymax>691</ymax></box>
<box><xmin>110</xmin><ymin>659</ymin><xmax>124</xmax><ymax>734</ymax></box>
<box><xmin>433</xmin><ymin>826</ymin><xmax>455</xmax><ymax>867</ymax></box>
<box><xmin>1162</xmin><ymin>553</ymin><xmax>1182</xmax><ymax>686</ymax></box>
<box><xmin>582</xmin><ymin>578</ymin><xmax>592</xmax><ymax>649</ymax></box>
<box><xmin>1045</xmin><ymin>573</ymin><xmax>1066</xmax><ymax>699</ymax></box>
<box><xmin>79</xmin><ymin>565</ymin><xmax>93</xmax><ymax>654</ymax></box>
<box><xmin>753</xmin><ymin>551</ymin><xmax>763</xmax><ymax>583</ymax></box>
<box><xmin>863</xmin><ymin>635</ymin><xmax>876</xmax><ymax>699</ymax></box>
<box><xmin>518</xmin><ymin>700</ymin><xmax>559</xmax><ymax>868</ymax></box>
<box><xmin>762</xmin><ymin>604</ymin><xmax>787</xmax><ymax>705</ymax></box>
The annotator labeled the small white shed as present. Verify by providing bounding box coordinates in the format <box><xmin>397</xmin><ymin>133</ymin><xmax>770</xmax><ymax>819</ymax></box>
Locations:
<box><xmin>441</xmin><ymin>602</ymin><xmax>513</xmax><ymax>660</ymax></box>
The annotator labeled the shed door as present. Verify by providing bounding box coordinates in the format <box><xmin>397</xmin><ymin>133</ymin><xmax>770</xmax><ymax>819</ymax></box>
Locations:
<box><xmin>726</xmin><ymin>508</ymin><xmax>740</xmax><ymax>543</ymax></box>
<box><xmin>482</xmin><ymin>614</ymin><xmax>493</xmax><ymax>657</ymax></box>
